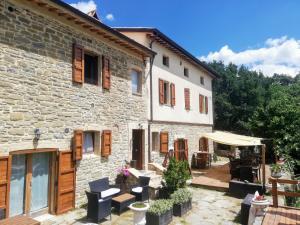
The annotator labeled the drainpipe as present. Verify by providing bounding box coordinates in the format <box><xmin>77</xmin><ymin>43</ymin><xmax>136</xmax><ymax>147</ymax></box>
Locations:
<box><xmin>148</xmin><ymin>39</ymin><xmax>155</xmax><ymax>163</ymax></box>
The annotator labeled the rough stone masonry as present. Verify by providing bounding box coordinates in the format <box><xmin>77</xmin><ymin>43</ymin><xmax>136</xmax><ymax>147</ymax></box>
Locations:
<box><xmin>0</xmin><ymin>0</ymin><xmax>148</xmax><ymax>206</ymax></box>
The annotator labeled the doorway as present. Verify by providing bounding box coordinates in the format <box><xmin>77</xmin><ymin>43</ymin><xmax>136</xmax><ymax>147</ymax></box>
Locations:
<box><xmin>132</xmin><ymin>129</ymin><xmax>144</xmax><ymax>170</ymax></box>
<box><xmin>174</xmin><ymin>139</ymin><xmax>188</xmax><ymax>161</ymax></box>
<box><xmin>9</xmin><ymin>151</ymin><xmax>54</xmax><ymax>217</ymax></box>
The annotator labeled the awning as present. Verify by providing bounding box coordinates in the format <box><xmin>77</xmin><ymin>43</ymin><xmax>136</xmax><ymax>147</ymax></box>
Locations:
<box><xmin>201</xmin><ymin>131</ymin><xmax>262</xmax><ymax>146</ymax></box>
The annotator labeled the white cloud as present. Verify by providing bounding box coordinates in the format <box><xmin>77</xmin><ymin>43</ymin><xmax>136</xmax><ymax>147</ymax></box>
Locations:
<box><xmin>105</xmin><ymin>13</ymin><xmax>114</xmax><ymax>21</ymax></box>
<box><xmin>200</xmin><ymin>36</ymin><xmax>300</xmax><ymax>77</ymax></box>
<box><xmin>70</xmin><ymin>0</ymin><xmax>97</xmax><ymax>14</ymax></box>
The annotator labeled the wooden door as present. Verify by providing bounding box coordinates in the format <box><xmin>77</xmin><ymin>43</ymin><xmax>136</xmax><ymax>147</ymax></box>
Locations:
<box><xmin>132</xmin><ymin>130</ymin><xmax>144</xmax><ymax>170</ymax></box>
<box><xmin>56</xmin><ymin>151</ymin><xmax>75</xmax><ymax>214</ymax></box>
<box><xmin>199</xmin><ymin>137</ymin><xmax>209</xmax><ymax>152</ymax></box>
<box><xmin>174</xmin><ymin>139</ymin><xmax>188</xmax><ymax>161</ymax></box>
<box><xmin>0</xmin><ymin>156</ymin><xmax>11</xmax><ymax>218</ymax></box>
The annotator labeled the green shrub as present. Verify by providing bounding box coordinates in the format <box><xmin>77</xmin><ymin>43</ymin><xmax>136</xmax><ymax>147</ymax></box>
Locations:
<box><xmin>147</xmin><ymin>199</ymin><xmax>173</xmax><ymax>216</ymax></box>
<box><xmin>171</xmin><ymin>188</ymin><xmax>192</xmax><ymax>205</ymax></box>
<box><xmin>163</xmin><ymin>157</ymin><xmax>191</xmax><ymax>194</ymax></box>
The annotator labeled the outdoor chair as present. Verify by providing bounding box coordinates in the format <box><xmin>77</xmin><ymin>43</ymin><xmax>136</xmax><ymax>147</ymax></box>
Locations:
<box><xmin>229</xmin><ymin>158</ymin><xmax>240</xmax><ymax>180</ymax></box>
<box><xmin>130</xmin><ymin>176</ymin><xmax>150</xmax><ymax>202</ymax></box>
<box><xmin>89</xmin><ymin>177</ymin><xmax>120</xmax><ymax>199</ymax></box>
<box><xmin>86</xmin><ymin>191</ymin><xmax>112</xmax><ymax>222</ymax></box>
<box><xmin>239</xmin><ymin>166</ymin><xmax>254</xmax><ymax>183</ymax></box>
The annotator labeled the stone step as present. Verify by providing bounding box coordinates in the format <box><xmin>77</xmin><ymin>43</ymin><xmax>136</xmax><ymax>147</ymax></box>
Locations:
<box><xmin>148</xmin><ymin>163</ymin><xmax>166</xmax><ymax>175</ymax></box>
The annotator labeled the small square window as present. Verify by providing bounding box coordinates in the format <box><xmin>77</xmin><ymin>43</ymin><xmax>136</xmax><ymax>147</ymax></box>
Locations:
<box><xmin>162</xmin><ymin>55</ymin><xmax>169</xmax><ymax>67</ymax></box>
<box><xmin>184</xmin><ymin>67</ymin><xmax>189</xmax><ymax>77</ymax></box>
<box><xmin>200</xmin><ymin>76</ymin><xmax>204</xmax><ymax>85</ymax></box>
<box><xmin>131</xmin><ymin>70</ymin><xmax>142</xmax><ymax>94</ymax></box>
<box><xmin>84</xmin><ymin>53</ymin><xmax>98</xmax><ymax>85</ymax></box>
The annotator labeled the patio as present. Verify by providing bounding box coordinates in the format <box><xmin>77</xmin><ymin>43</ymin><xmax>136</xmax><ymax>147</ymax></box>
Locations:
<box><xmin>37</xmin><ymin>187</ymin><xmax>246</xmax><ymax>225</ymax></box>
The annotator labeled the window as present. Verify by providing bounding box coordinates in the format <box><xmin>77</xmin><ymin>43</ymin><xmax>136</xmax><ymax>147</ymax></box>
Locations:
<box><xmin>200</xmin><ymin>76</ymin><xmax>204</xmax><ymax>85</ymax></box>
<box><xmin>152</xmin><ymin>132</ymin><xmax>159</xmax><ymax>152</ymax></box>
<box><xmin>84</xmin><ymin>53</ymin><xmax>98</xmax><ymax>85</ymax></box>
<box><xmin>83</xmin><ymin>132</ymin><xmax>95</xmax><ymax>153</ymax></box>
<box><xmin>163</xmin><ymin>81</ymin><xmax>170</xmax><ymax>104</ymax></box>
<box><xmin>162</xmin><ymin>55</ymin><xmax>169</xmax><ymax>67</ymax></box>
<box><xmin>184</xmin><ymin>88</ymin><xmax>190</xmax><ymax>110</ymax></box>
<box><xmin>184</xmin><ymin>67</ymin><xmax>189</xmax><ymax>77</ymax></box>
<box><xmin>131</xmin><ymin>69</ymin><xmax>142</xmax><ymax>94</ymax></box>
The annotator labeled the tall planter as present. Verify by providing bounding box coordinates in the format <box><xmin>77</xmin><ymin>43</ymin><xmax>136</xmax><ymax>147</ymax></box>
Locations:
<box><xmin>173</xmin><ymin>199</ymin><xmax>192</xmax><ymax>217</ymax></box>
<box><xmin>146</xmin><ymin>209</ymin><xmax>173</xmax><ymax>225</ymax></box>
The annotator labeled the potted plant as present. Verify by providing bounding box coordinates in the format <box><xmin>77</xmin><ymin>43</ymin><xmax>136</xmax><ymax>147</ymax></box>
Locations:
<box><xmin>116</xmin><ymin>165</ymin><xmax>130</xmax><ymax>193</ymax></box>
<box><xmin>146</xmin><ymin>199</ymin><xmax>173</xmax><ymax>225</ymax></box>
<box><xmin>162</xmin><ymin>158</ymin><xmax>191</xmax><ymax>195</ymax></box>
<box><xmin>270</xmin><ymin>164</ymin><xmax>284</xmax><ymax>178</ymax></box>
<box><xmin>129</xmin><ymin>202</ymin><xmax>149</xmax><ymax>225</ymax></box>
<box><xmin>171</xmin><ymin>188</ymin><xmax>192</xmax><ymax>217</ymax></box>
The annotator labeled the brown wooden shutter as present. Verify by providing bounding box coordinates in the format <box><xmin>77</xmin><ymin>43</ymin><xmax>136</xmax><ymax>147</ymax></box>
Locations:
<box><xmin>73</xmin><ymin>130</ymin><xmax>83</xmax><ymax>161</ymax></box>
<box><xmin>174</xmin><ymin>140</ymin><xmax>179</xmax><ymax>160</ymax></box>
<box><xmin>184</xmin><ymin>88</ymin><xmax>190</xmax><ymax>110</ymax></box>
<box><xmin>101</xmin><ymin>130</ymin><xmax>112</xmax><ymax>157</ymax></box>
<box><xmin>205</xmin><ymin>96</ymin><xmax>208</xmax><ymax>114</ymax></box>
<box><xmin>72</xmin><ymin>44</ymin><xmax>84</xmax><ymax>84</ymax></box>
<box><xmin>159</xmin><ymin>79</ymin><xmax>164</xmax><ymax>104</ymax></box>
<box><xmin>199</xmin><ymin>137</ymin><xmax>209</xmax><ymax>152</ymax></box>
<box><xmin>199</xmin><ymin>95</ymin><xmax>204</xmax><ymax>113</ymax></box>
<box><xmin>0</xmin><ymin>156</ymin><xmax>11</xmax><ymax>218</ymax></box>
<box><xmin>160</xmin><ymin>132</ymin><xmax>169</xmax><ymax>153</ymax></box>
<box><xmin>56</xmin><ymin>151</ymin><xmax>75</xmax><ymax>214</ymax></box>
<box><xmin>184</xmin><ymin>139</ymin><xmax>189</xmax><ymax>160</ymax></box>
<box><xmin>102</xmin><ymin>56</ymin><xmax>111</xmax><ymax>89</ymax></box>
<box><xmin>170</xmin><ymin>83</ymin><xmax>175</xmax><ymax>106</ymax></box>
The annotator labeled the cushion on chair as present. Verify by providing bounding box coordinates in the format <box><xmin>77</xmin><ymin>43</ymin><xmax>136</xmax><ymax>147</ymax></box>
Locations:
<box><xmin>132</xmin><ymin>187</ymin><xmax>143</xmax><ymax>193</ymax></box>
<box><xmin>101</xmin><ymin>188</ymin><xmax>120</xmax><ymax>198</ymax></box>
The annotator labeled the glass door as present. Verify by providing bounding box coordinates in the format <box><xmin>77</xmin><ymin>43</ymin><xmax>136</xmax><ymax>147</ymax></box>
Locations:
<box><xmin>9</xmin><ymin>154</ymin><xmax>26</xmax><ymax>217</ymax></box>
<box><xmin>30</xmin><ymin>152</ymin><xmax>50</xmax><ymax>213</ymax></box>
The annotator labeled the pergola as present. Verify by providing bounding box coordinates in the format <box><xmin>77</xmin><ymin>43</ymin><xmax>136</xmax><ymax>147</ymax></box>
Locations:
<box><xmin>201</xmin><ymin>131</ymin><xmax>266</xmax><ymax>187</ymax></box>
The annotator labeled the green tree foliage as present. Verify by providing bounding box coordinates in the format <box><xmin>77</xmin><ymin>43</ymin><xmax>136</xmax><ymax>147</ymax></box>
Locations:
<box><xmin>207</xmin><ymin>61</ymin><xmax>300</xmax><ymax>172</ymax></box>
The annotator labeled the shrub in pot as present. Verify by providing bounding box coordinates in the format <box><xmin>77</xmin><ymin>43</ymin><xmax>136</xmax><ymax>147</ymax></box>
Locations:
<box><xmin>163</xmin><ymin>157</ymin><xmax>191</xmax><ymax>195</ymax></box>
<box><xmin>270</xmin><ymin>164</ymin><xmax>284</xmax><ymax>178</ymax></box>
<box><xmin>171</xmin><ymin>188</ymin><xmax>192</xmax><ymax>217</ymax></box>
<box><xmin>146</xmin><ymin>199</ymin><xmax>173</xmax><ymax>225</ymax></box>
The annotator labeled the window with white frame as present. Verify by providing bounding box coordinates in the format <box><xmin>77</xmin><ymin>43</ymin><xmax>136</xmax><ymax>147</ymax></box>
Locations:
<box><xmin>163</xmin><ymin>81</ymin><xmax>170</xmax><ymax>104</ymax></box>
<box><xmin>83</xmin><ymin>132</ymin><xmax>94</xmax><ymax>154</ymax></box>
<box><xmin>131</xmin><ymin>69</ymin><xmax>142</xmax><ymax>94</ymax></box>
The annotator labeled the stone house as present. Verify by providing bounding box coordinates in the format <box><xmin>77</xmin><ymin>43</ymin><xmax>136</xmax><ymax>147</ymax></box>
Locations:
<box><xmin>116</xmin><ymin>28</ymin><xmax>218</xmax><ymax>165</ymax></box>
<box><xmin>0</xmin><ymin>0</ymin><xmax>154</xmax><ymax>219</ymax></box>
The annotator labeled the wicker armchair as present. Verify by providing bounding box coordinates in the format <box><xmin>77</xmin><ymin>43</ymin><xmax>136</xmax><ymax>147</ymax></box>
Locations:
<box><xmin>130</xmin><ymin>176</ymin><xmax>150</xmax><ymax>202</ymax></box>
<box><xmin>85</xmin><ymin>191</ymin><xmax>111</xmax><ymax>222</ymax></box>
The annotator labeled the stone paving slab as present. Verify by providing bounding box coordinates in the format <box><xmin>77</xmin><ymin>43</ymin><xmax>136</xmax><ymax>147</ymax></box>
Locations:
<box><xmin>41</xmin><ymin>187</ymin><xmax>254</xmax><ymax>225</ymax></box>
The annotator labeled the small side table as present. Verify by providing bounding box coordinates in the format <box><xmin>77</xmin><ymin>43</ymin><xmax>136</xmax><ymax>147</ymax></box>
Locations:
<box><xmin>112</xmin><ymin>193</ymin><xmax>136</xmax><ymax>215</ymax></box>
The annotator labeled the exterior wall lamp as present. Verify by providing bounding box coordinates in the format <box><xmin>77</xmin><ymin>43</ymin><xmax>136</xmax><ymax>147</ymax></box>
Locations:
<box><xmin>34</xmin><ymin>128</ymin><xmax>41</xmax><ymax>140</ymax></box>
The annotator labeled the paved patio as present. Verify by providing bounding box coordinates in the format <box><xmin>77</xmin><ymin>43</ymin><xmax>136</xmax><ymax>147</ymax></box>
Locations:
<box><xmin>39</xmin><ymin>187</ymin><xmax>248</xmax><ymax>225</ymax></box>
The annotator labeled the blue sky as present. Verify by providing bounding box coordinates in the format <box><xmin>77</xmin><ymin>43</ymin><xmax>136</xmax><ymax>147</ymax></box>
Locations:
<box><xmin>66</xmin><ymin>0</ymin><xmax>300</xmax><ymax>76</ymax></box>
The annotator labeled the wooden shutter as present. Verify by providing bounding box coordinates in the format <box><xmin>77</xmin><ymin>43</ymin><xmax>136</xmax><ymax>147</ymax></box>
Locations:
<box><xmin>102</xmin><ymin>56</ymin><xmax>111</xmax><ymax>89</ymax></box>
<box><xmin>199</xmin><ymin>95</ymin><xmax>204</xmax><ymax>113</ymax></box>
<box><xmin>56</xmin><ymin>151</ymin><xmax>75</xmax><ymax>214</ymax></box>
<box><xmin>184</xmin><ymin>139</ymin><xmax>189</xmax><ymax>160</ymax></box>
<box><xmin>0</xmin><ymin>156</ymin><xmax>11</xmax><ymax>218</ymax></box>
<box><xmin>101</xmin><ymin>130</ymin><xmax>112</xmax><ymax>157</ymax></box>
<box><xmin>174</xmin><ymin>140</ymin><xmax>179</xmax><ymax>161</ymax></box>
<box><xmin>160</xmin><ymin>132</ymin><xmax>169</xmax><ymax>153</ymax></box>
<box><xmin>170</xmin><ymin>83</ymin><xmax>175</xmax><ymax>106</ymax></box>
<box><xmin>73</xmin><ymin>130</ymin><xmax>83</xmax><ymax>161</ymax></box>
<box><xmin>205</xmin><ymin>96</ymin><xmax>208</xmax><ymax>114</ymax></box>
<box><xmin>199</xmin><ymin>137</ymin><xmax>209</xmax><ymax>152</ymax></box>
<box><xmin>72</xmin><ymin>44</ymin><xmax>84</xmax><ymax>84</ymax></box>
<box><xmin>159</xmin><ymin>79</ymin><xmax>164</xmax><ymax>104</ymax></box>
<box><xmin>184</xmin><ymin>88</ymin><xmax>190</xmax><ymax>110</ymax></box>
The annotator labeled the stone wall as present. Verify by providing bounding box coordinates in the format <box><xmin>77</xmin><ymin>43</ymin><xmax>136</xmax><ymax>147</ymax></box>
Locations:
<box><xmin>149</xmin><ymin>122</ymin><xmax>213</xmax><ymax>165</ymax></box>
<box><xmin>0</xmin><ymin>0</ymin><xmax>148</xmax><ymax>206</ymax></box>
